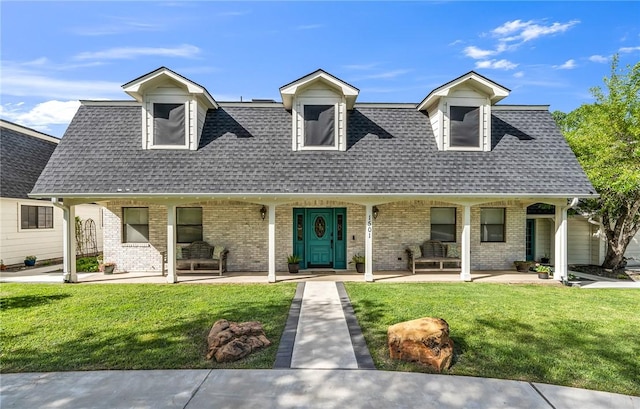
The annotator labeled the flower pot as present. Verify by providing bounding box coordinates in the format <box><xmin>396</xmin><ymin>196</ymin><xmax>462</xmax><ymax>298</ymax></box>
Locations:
<box><xmin>103</xmin><ymin>265</ymin><xmax>115</xmax><ymax>275</ymax></box>
<box><xmin>538</xmin><ymin>272</ymin><xmax>549</xmax><ymax>279</ymax></box>
<box><xmin>355</xmin><ymin>262</ymin><xmax>365</xmax><ymax>274</ymax></box>
<box><xmin>288</xmin><ymin>263</ymin><xmax>300</xmax><ymax>274</ymax></box>
<box><xmin>24</xmin><ymin>259</ymin><xmax>36</xmax><ymax>267</ymax></box>
<box><xmin>514</xmin><ymin>262</ymin><xmax>532</xmax><ymax>272</ymax></box>
<box><xmin>541</xmin><ymin>257</ymin><xmax>550</xmax><ymax>264</ymax></box>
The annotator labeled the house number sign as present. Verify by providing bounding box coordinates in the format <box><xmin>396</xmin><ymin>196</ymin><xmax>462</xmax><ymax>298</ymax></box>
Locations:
<box><xmin>367</xmin><ymin>214</ymin><xmax>372</xmax><ymax>239</ymax></box>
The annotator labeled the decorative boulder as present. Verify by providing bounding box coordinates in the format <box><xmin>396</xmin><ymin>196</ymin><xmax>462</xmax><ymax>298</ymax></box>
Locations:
<box><xmin>387</xmin><ymin>317</ymin><xmax>454</xmax><ymax>372</ymax></box>
<box><xmin>206</xmin><ymin>319</ymin><xmax>271</xmax><ymax>362</ymax></box>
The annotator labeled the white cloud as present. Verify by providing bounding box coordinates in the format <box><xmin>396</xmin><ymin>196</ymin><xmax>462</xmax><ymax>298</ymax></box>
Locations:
<box><xmin>464</xmin><ymin>46</ymin><xmax>497</xmax><ymax>59</ymax></box>
<box><xmin>513</xmin><ymin>71</ymin><xmax>525</xmax><ymax>78</ymax></box>
<box><xmin>74</xmin><ymin>44</ymin><xmax>200</xmax><ymax>61</ymax></box>
<box><xmin>296</xmin><ymin>24</ymin><xmax>324</xmax><ymax>30</ymax></box>
<box><xmin>360</xmin><ymin>69</ymin><xmax>411</xmax><ymax>79</ymax></box>
<box><xmin>475</xmin><ymin>59</ymin><xmax>518</xmax><ymax>70</ymax></box>
<box><xmin>589</xmin><ymin>55</ymin><xmax>609</xmax><ymax>63</ymax></box>
<box><xmin>554</xmin><ymin>59</ymin><xmax>577</xmax><ymax>70</ymax></box>
<box><xmin>619</xmin><ymin>46</ymin><xmax>640</xmax><ymax>53</ymax></box>
<box><xmin>493</xmin><ymin>19</ymin><xmax>580</xmax><ymax>43</ymax></box>
<box><xmin>0</xmin><ymin>65</ymin><xmax>122</xmax><ymax>99</ymax></box>
<box><xmin>0</xmin><ymin>100</ymin><xmax>80</xmax><ymax>132</ymax></box>
<box><xmin>70</xmin><ymin>18</ymin><xmax>163</xmax><ymax>36</ymax></box>
<box><xmin>343</xmin><ymin>63</ymin><xmax>379</xmax><ymax>70</ymax></box>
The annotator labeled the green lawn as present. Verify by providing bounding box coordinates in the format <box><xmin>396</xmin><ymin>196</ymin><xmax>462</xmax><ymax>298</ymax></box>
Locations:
<box><xmin>0</xmin><ymin>283</ymin><xmax>296</xmax><ymax>372</ymax></box>
<box><xmin>344</xmin><ymin>283</ymin><xmax>640</xmax><ymax>396</ymax></box>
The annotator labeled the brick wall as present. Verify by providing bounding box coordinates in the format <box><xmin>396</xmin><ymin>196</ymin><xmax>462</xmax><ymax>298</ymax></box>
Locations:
<box><xmin>103</xmin><ymin>199</ymin><xmax>525</xmax><ymax>273</ymax></box>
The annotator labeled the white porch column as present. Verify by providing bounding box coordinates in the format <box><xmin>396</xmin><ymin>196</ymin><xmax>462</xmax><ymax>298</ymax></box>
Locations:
<box><xmin>554</xmin><ymin>205</ymin><xmax>568</xmax><ymax>281</ymax></box>
<box><xmin>268</xmin><ymin>204</ymin><xmax>276</xmax><ymax>283</ymax></box>
<box><xmin>166</xmin><ymin>204</ymin><xmax>177</xmax><ymax>284</ymax></box>
<box><xmin>62</xmin><ymin>205</ymin><xmax>77</xmax><ymax>283</ymax></box>
<box><xmin>460</xmin><ymin>204</ymin><xmax>472</xmax><ymax>281</ymax></box>
<box><xmin>364</xmin><ymin>204</ymin><xmax>374</xmax><ymax>282</ymax></box>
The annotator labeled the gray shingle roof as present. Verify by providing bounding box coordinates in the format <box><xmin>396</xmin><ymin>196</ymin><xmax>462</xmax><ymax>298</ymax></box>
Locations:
<box><xmin>1</xmin><ymin>123</ymin><xmax>58</xmax><ymax>199</ymax></box>
<box><xmin>31</xmin><ymin>104</ymin><xmax>596</xmax><ymax>197</ymax></box>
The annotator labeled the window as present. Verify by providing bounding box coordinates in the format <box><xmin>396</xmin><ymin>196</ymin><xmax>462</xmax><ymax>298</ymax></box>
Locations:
<box><xmin>450</xmin><ymin>106</ymin><xmax>480</xmax><ymax>148</ymax></box>
<box><xmin>21</xmin><ymin>205</ymin><xmax>53</xmax><ymax>229</ymax></box>
<box><xmin>153</xmin><ymin>103</ymin><xmax>186</xmax><ymax>146</ymax></box>
<box><xmin>123</xmin><ymin>207</ymin><xmax>149</xmax><ymax>243</ymax></box>
<box><xmin>481</xmin><ymin>208</ymin><xmax>505</xmax><ymax>242</ymax></box>
<box><xmin>431</xmin><ymin>207</ymin><xmax>456</xmax><ymax>242</ymax></box>
<box><xmin>304</xmin><ymin>105</ymin><xmax>335</xmax><ymax>146</ymax></box>
<box><xmin>177</xmin><ymin>207</ymin><xmax>202</xmax><ymax>243</ymax></box>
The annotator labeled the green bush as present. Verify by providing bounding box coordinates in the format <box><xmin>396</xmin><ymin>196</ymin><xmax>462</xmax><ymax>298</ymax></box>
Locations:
<box><xmin>76</xmin><ymin>256</ymin><xmax>99</xmax><ymax>272</ymax></box>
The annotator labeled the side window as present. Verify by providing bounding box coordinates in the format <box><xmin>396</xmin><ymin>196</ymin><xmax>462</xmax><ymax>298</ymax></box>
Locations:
<box><xmin>177</xmin><ymin>207</ymin><xmax>203</xmax><ymax>243</ymax></box>
<box><xmin>123</xmin><ymin>207</ymin><xmax>149</xmax><ymax>243</ymax></box>
<box><xmin>450</xmin><ymin>106</ymin><xmax>480</xmax><ymax>148</ymax></box>
<box><xmin>430</xmin><ymin>207</ymin><xmax>456</xmax><ymax>242</ymax></box>
<box><xmin>480</xmin><ymin>208</ymin><xmax>505</xmax><ymax>242</ymax></box>
<box><xmin>153</xmin><ymin>103</ymin><xmax>186</xmax><ymax>146</ymax></box>
<box><xmin>21</xmin><ymin>205</ymin><xmax>54</xmax><ymax>229</ymax></box>
<box><xmin>304</xmin><ymin>105</ymin><xmax>335</xmax><ymax>147</ymax></box>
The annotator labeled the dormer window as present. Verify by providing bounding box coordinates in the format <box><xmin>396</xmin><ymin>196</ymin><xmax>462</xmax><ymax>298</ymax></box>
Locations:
<box><xmin>122</xmin><ymin>67</ymin><xmax>217</xmax><ymax>151</ymax></box>
<box><xmin>418</xmin><ymin>71</ymin><xmax>510</xmax><ymax>152</ymax></box>
<box><xmin>449</xmin><ymin>106</ymin><xmax>480</xmax><ymax>148</ymax></box>
<box><xmin>153</xmin><ymin>103</ymin><xmax>186</xmax><ymax>146</ymax></box>
<box><xmin>280</xmin><ymin>69</ymin><xmax>359</xmax><ymax>152</ymax></box>
<box><xmin>304</xmin><ymin>104</ymin><xmax>336</xmax><ymax>147</ymax></box>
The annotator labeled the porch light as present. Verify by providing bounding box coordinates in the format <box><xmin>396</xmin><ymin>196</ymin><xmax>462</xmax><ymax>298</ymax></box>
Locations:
<box><xmin>260</xmin><ymin>205</ymin><xmax>267</xmax><ymax>220</ymax></box>
<box><xmin>373</xmin><ymin>206</ymin><xmax>379</xmax><ymax>220</ymax></box>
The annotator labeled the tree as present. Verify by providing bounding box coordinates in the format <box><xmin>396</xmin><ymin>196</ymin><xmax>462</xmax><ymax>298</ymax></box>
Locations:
<box><xmin>558</xmin><ymin>55</ymin><xmax>640</xmax><ymax>269</ymax></box>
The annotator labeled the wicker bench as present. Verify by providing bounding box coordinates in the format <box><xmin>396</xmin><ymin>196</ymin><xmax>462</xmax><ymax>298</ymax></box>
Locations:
<box><xmin>406</xmin><ymin>240</ymin><xmax>461</xmax><ymax>274</ymax></box>
<box><xmin>176</xmin><ymin>241</ymin><xmax>228</xmax><ymax>276</ymax></box>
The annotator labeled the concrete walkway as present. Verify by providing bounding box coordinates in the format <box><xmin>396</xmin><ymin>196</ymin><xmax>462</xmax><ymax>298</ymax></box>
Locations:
<box><xmin>2</xmin><ymin>276</ymin><xmax>639</xmax><ymax>408</ymax></box>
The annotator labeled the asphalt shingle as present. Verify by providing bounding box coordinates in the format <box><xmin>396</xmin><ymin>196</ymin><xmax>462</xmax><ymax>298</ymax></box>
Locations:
<box><xmin>30</xmin><ymin>104</ymin><xmax>596</xmax><ymax>196</ymax></box>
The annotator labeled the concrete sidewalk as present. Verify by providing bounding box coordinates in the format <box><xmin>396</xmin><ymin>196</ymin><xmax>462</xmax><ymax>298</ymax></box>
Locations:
<box><xmin>2</xmin><ymin>369</ymin><xmax>638</xmax><ymax>409</ymax></box>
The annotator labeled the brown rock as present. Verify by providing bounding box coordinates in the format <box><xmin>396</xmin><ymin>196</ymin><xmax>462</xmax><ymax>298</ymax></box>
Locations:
<box><xmin>206</xmin><ymin>319</ymin><xmax>271</xmax><ymax>362</ymax></box>
<box><xmin>387</xmin><ymin>317</ymin><xmax>454</xmax><ymax>372</ymax></box>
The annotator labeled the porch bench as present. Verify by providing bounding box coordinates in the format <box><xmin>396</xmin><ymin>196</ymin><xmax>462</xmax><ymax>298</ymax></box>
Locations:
<box><xmin>406</xmin><ymin>240</ymin><xmax>461</xmax><ymax>274</ymax></box>
<box><xmin>176</xmin><ymin>241</ymin><xmax>228</xmax><ymax>276</ymax></box>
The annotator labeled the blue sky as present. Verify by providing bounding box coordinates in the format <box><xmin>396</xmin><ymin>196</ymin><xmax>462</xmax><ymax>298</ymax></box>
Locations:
<box><xmin>1</xmin><ymin>1</ymin><xmax>639</xmax><ymax>137</ymax></box>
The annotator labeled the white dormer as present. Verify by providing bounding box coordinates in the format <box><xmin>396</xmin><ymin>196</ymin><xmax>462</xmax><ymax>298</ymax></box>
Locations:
<box><xmin>122</xmin><ymin>67</ymin><xmax>217</xmax><ymax>150</ymax></box>
<box><xmin>280</xmin><ymin>69</ymin><xmax>359</xmax><ymax>152</ymax></box>
<box><xmin>417</xmin><ymin>72</ymin><xmax>509</xmax><ymax>152</ymax></box>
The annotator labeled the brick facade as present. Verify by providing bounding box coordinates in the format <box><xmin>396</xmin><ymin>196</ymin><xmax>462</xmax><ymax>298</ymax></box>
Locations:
<box><xmin>103</xmin><ymin>199</ymin><xmax>525</xmax><ymax>273</ymax></box>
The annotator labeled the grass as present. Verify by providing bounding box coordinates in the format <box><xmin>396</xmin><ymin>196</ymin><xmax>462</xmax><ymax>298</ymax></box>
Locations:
<box><xmin>344</xmin><ymin>283</ymin><xmax>640</xmax><ymax>396</ymax></box>
<box><xmin>0</xmin><ymin>283</ymin><xmax>296</xmax><ymax>372</ymax></box>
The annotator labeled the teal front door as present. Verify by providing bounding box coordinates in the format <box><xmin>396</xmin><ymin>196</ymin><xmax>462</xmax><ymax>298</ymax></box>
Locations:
<box><xmin>293</xmin><ymin>208</ymin><xmax>346</xmax><ymax>269</ymax></box>
<box><xmin>307</xmin><ymin>209</ymin><xmax>333</xmax><ymax>267</ymax></box>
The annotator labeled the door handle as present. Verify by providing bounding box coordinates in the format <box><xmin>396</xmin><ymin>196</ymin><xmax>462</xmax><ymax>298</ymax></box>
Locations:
<box><xmin>331</xmin><ymin>239</ymin><xmax>333</xmax><ymax>248</ymax></box>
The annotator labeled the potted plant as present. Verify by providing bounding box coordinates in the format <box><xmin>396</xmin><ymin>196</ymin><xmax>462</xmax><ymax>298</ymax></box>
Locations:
<box><xmin>350</xmin><ymin>254</ymin><xmax>365</xmax><ymax>273</ymax></box>
<box><xmin>24</xmin><ymin>255</ymin><xmax>37</xmax><ymax>267</ymax></box>
<box><xmin>0</xmin><ymin>259</ymin><xmax>6</xmax><ymax>270</ymax></box>
<box><xmin>535</xmin><ymin>264</ymin><xmax>552</xmax><ymax>279</ymax></box>
<box><xmin>540</xmin><ymin>254</ymin><xmax>550</xmax><ymax>264</ymax></box>
<box><xmin>513</xmin><ymin>260</ymin><xmax>533</xmax><ymax>272</ymax></box>
<box><xmin>101</xmin><ymin>262</ymin><xmax>116</xmax><ymax>274</ymax></box>
<box><xmin>287</xmin><ymin>254</ymin><xmax>301</xmax><ymax>274</ymax></box>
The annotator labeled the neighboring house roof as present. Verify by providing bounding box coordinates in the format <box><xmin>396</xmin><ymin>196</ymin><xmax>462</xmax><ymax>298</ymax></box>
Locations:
<box><xmin>1</xmin><ymin>120</ymin><xmax>59</xmax><ymax>199</ymax></box>
<box><xmin>31</xmin><ymin>103</ymin><xmax>596</xmax><ymax>198</ymax></box>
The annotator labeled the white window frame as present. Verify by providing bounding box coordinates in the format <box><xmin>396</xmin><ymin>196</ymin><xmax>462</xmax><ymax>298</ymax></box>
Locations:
<box><xmin>446</xmin><ymin>104</ymin><xmax>483</xmax><ymax>151</ymax></box>
<box><xmin>298</xmin><ymin>97</ymin><xmax>340</xmax><ymax>151</ymax></box>
<box><xmin>147</xmin><ymin>96</ymin><xmax>190</xmax><ymax>150</ymax></box>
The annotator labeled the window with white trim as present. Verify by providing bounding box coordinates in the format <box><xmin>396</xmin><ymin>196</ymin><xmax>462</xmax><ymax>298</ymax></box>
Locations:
<box><xmin>123</xmin><ymin>207</ymin><xmax>149</xmax><ymax>243</ymax></box>
<box><xmin>449</xmin><ymin>105</ymin><xmax>480</xmax><ymax>148</ymax></box>
<box><xmin>430</xmin><ymin>207</ymin><xmax>456</xmax><ymax>242</ymax></box>
<box><xmin>177</xmin><ymin>207</ymin><xmax>203</xmax><ymax>243</ymax></box>
<box><xmin>480</xmin><ymin>208</ymin><xmax>505</xmax><ymax>242</ymax></box>
<box><xmin>21</xmin><ymin>205</ymin><xmax>53</xmax><ymax>229</ymax></box>
<box><xmin>304</xmin><ymin>105</ymin><xmax>335</xmax><ymax>147</ymax></box>
<box><xmin>153</xmin><ymin>103</ymin><xmax>186</xmax><ymax>146</ymax></box>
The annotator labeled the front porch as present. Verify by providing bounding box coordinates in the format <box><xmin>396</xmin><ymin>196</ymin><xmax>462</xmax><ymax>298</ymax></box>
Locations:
<box><xmin>77</xmin><ymin>269</ymin><xmax>563</xmax><ymax>285</ymax></box>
